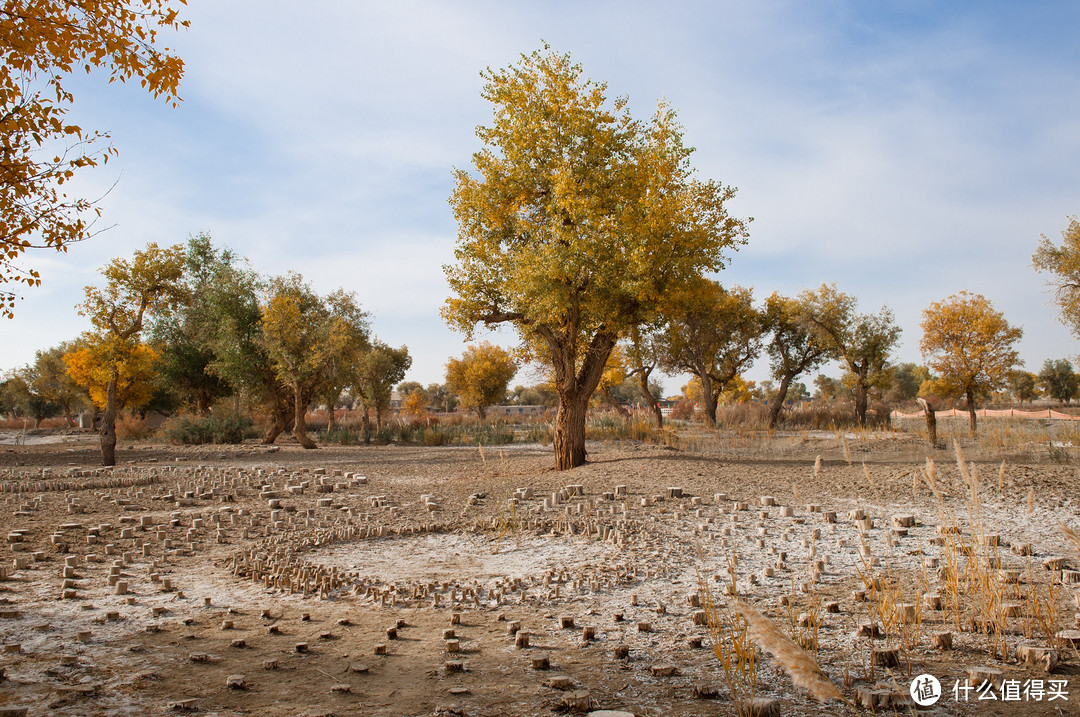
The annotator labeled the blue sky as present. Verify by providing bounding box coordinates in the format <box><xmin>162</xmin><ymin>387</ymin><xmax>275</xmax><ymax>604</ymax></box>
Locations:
<box><xmin>4</xmin><ymin>1</ymin><xmax>1080</xmax><ymax>395</ymax></box>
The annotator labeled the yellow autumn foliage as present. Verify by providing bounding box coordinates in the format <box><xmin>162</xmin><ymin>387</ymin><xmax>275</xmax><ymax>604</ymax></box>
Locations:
<box><xmin>64</xmin><ymin>340</ymin><xmax>159</xmax><ymax>411</ymax></box>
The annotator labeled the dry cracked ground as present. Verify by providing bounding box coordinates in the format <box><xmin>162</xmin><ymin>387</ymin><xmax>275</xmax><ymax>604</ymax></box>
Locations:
<box><xmin>1</xmin><ymin>431</ymin><xmax>1080</xmax><ymax>717</ymax></box>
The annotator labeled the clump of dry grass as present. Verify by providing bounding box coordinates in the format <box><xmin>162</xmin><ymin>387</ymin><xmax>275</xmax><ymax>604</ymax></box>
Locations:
<box><xmin>735</xmin><ymin>600</ymin><xmax>843</xmax><ymax>703</ymax></box>
<box><xmin>698</xmin><ymin>557</ymin><xmax>759</xmax><ymax>717</ymax></box>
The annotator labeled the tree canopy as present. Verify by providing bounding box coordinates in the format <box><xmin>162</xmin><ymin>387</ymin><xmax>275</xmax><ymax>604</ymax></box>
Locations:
<box><xmin>661</xmin><ymin>279</ymin><xmax>762</xmax><ymax>426</ymax></box>
<box><xmin>1038</xmin><ymin>359</ymin><xmax>1079</xmax><ymax>403</ymax></box>
<box><xmin>800</xmin><ymin>283</ymin><xmax>900</xmax><ymax>427</ymax></box>
<box><xmin>919</xmin><ymin>291</ymin><xmax>1022</xmax><ymax>435</ymax></box>
<box><xmin>75</xmin><ymin>241</ymin><xmax>187</xmax><ymax>464</ymax></box>
<box><xmin>0</xmin><ymin>0</ymin><xmax>187</xmax><ymax>317</ymax></box>
<box><xmin>762</xmin><ymin>292</ymin><xmax>833</xmax><ymax>428</ymax></box>
<box><xmin>258</xmin><ymin>274</ymin><xmax>370</xmax><ymax>448</ymax></box>
<box><xmin>1033</xmin><ymin>216</ymin><xmax>1080</xmax><ymax>338</ymax></box>
<box><xmin>445</xmin><ymin>341</ymin><xmax>517</xmax><ymax>420</ymax></box>
<box><xmin>443</xmin><ymin>46</ymin><xmax>748</xmax><ymax>469</ymax></box>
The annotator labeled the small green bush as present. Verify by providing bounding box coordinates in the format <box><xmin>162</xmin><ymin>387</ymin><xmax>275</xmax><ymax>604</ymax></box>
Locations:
<box><xmin>162</xmin><ymin>415</ymin><xmax>251</xmax><ymax>445</ymax></box>
<box><xmin>322</xmin><ymin>428</ymin><xmax>360</xmax><ymax>445</ymax></box>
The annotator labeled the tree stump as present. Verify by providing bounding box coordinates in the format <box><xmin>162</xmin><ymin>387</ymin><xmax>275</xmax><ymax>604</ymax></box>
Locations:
<box><xmin>916</xmin><ymin>397</ymin><xmax>936</xmax><ymax>446</ymax></box>
<box><xmin>871</xmin><ymin>648</ymin><xmax>899</xmax><ymax>667</ymax></box>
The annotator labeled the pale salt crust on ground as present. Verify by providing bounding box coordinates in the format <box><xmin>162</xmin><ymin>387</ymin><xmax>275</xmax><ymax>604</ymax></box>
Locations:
<box><xmin>0</xmin><ymin>435</ymin><xmax>1077</xmax><ymax>716</ymax></box>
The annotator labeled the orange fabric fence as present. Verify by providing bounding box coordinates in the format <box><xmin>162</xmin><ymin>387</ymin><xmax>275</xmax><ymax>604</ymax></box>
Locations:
<box><xmin>892</xmin><ymin>408</ymin><xmax>1080</xmax><ymax>421</ymax></box>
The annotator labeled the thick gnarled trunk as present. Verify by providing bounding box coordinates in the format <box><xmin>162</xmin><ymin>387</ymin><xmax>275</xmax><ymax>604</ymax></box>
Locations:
<box><xmin>293</xmin><ymin>385</ymin><xmax>317</xmax><ymax>449</ymax></box>
<box><xmin>550</xmin><ymin>331</ymin><xmax>617</xmax><ymax>471</ymax></box>
<box><xmin>100</xmin><ymin>375</ymin><xmax>118</xmax><ymax>467</ymax></box>
<box><xmin>554</xmin><ymin>394</ymin><xmax>589</xmax><ymax>471</ymax></box>
<box><xmin>853</xmin><ymin>367</ymin><xmax>869</xmax><ymax>427</ymax></box>
<box><xmin>635</xmin><ymin>371</ymin><xmax>663</xmax><ymax>428</ymax></box>
<box><xmin>768</xmin><ymin>374</ymin><xmax>794</xmax><ymax>429</ymax></box>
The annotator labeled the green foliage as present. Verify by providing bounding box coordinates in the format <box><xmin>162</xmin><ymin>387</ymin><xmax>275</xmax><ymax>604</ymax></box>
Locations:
<box><xmin>800</xmin><ymin>283</ymin><xmax>901</xmax><ymax>426</ymax></box>
<box><xmin>1008</xmin><ymin>369</ymin><xmax>1040</xmax><ymax>403</ymax></box>
<box><xmin>1039</xmin><ymin>359</ymin><xmax>1080</xmax><ymax>403</ymax></box>
<box><xmin>162</xmin><ymin>415</ymin><xmax>252</xmax><ymax>445</ymax></box>
<box><xmin>885</xmin><ymin>362</ymin><xmax>932</xmax><ymax>404</ymax></box>
<box><xmin>353</xmin><ymin>341</ymin><xmax>411</xmax><ymax>428</ymax></box>
<box><xmin>149</xmin><ymin>234</ymin><xmax>236</xmax><ymax>414</ymax></box>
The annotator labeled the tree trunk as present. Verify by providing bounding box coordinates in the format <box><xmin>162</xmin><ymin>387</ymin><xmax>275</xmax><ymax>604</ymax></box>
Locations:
<box><xmin>477</xmin><ymin>404</ymin><xmax>487</xmax><ymax>421</ymax></box>
<box><xmin>699</xmin><ymin>372</ymin><xmax>717</xmax><ymax>427</ymax></box>
<box><xmin>554</xmin><ymin>393</ymin><xmax>589</xmax><ymax>471</ymax></box>
<box><xmin>100</xmin><ymin>375</ymin><xmax>118</xmax><ymax>467</ymax></box>
<box><xmin>292</xmin><ymin>385</ymin><xmax>317</xmax><ymax>449</ymax></box>
<box><xmin>196</xmin><ymin>395</ymin><xmax>210</xmax><ymax>416</ymax></box>
<box><xmin>375</xmin><ymin>404</ymin><xmax>384</xmax><ymax>430</ymax></box>
<box><xmin>262</xmin><ymin>396</ymin><xmax>291</xmax><ymax>444</ymax></box>
<box><xmin>602</xmin><ymin>388</ymin><xmax>630</xmax><ymax>417</ymax></box>
<box><xmin>635</xmin><ymin>371</ymin><xmax>663</xmax><ymax>428</ymax></box>
<box><xmin>768</xmin><ymin>374</ymin><xmax>794</xmax><ymax>429</ymax></box>
<box><xmin>916</xmin><ymin>397</ymin><xmax>937</xmax><ymax>447</ymax></box>
<box><xmin>966</xmin><ymin>389</ymin><xmax>977</xmax><ymax>437</ymax></box>
<box><xmin>853</xmin><ymin>371</ymin><xmax>869</xmax><ymax>428</ymax></box>
<box><xmin>327</xmin><ymin>407</ymin><xmax>337</xmax><ymax>432</ymax></box>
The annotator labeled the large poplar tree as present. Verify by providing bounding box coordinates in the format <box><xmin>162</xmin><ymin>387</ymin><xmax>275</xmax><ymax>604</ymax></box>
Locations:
<box><xmin>443</xmin><ymin>46</ymin><xmax>748</xmax><ymax>469</ymax></box>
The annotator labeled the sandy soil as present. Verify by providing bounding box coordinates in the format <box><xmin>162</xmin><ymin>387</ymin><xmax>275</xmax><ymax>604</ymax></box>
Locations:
<box><xmin>1</xmin><ymin>432</ymin><xmax>1079</xmax><ymax>716</ymax></box>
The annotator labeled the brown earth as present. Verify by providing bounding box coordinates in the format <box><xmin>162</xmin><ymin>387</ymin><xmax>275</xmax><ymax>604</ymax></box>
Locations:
<box><xmin>1</xmin><ymin>432</ymin><xmax>1079</xmax><ymax>716</ymax></box>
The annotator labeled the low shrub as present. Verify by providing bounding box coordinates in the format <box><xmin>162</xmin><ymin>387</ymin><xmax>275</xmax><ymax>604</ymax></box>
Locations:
<box><xmin>115</xmin><ymin>414</ymin><xmax>152</xmax><ymax>440</ymax></box>
<box><xmin>162</xmin><ymin>415</ymin><xmax>251</xmax><ymax>445</ymax></box>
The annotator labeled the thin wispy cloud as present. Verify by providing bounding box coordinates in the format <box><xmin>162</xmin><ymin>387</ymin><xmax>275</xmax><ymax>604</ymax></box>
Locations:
<box><xmin>3</xmin><ymin>1</ymin><xmax>1079</xmax><ymax>391</ymax></box>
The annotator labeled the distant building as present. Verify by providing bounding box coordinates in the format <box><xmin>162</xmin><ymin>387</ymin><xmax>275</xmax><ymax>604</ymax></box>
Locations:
<box><xmin>485</xmin><ymin>405</ymin><xmax>548</xmax><ymax>418</ymax></box>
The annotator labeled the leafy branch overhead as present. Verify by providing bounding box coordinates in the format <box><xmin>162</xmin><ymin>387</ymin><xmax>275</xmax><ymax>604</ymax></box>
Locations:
<box><xmin>0</xmin><ymin>0</ymin><xmax>188</xmax><ymax>317</ymax></box>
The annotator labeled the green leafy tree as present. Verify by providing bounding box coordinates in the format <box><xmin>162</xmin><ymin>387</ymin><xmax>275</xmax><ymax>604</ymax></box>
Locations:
<box><xmin>76</xmin><ymin>242</ymin><xmax>187</xmax><ymax>465</ymax></box>
<box><xmin>800</xmin><ymin>283</ymin><xmax>901</xmax><ymax>427</ymax></box>
<box><xmin>426</xmin><ymin>383</ymin><xmax>458</xmax><ymax>413</ymax></box>
<box><xmin>1007</xmin><ymin>369</ymin><xmax>1040</xmax><ymax>404</ymax></box>
<box><xmin>258</xmin><ymin>274</ymin><xmax>370</xmax><ymax>449</ymax></box>
<box><xmin>188</xmin><ymin>245</ymin><xmax>292</xmax><ymax>443</ymax></box>
<box><xmin>443</xmin><ymin>46</ymin><xmax>749</xmax><ymax>469</ymax></box>
<box><xmin>23</xmin><ymin>342</ymin><xmax>87</xmax><ymax>425</ymax></box>
<box><xmin>661</xmin><ymin>280</ymin><xmax>763</xmax><ymax>427</ymax></box>
<box><xmin>1033</xmin><ymin>216</ymin><xmax>1080</xmax><ymax>338</ymax></box>
<box><xmin>354</xmin><ymin>342</ymin><xmax>411</xmax><ymax>429</ymax></box>
<box><xmin>920</xmin><ymin>291</ymin><xmax>1022</xmax><ymax>436</ymax></box>
<box><xmin>762</xmin><ymin>292</ymin><xmax>833</xmax><ymax>428</ymax></box>
<box><xmin>0</xmin><ymin>0</ymin><xmax>187</xmax><ymax>317</ymax></box>
<box><xmin>2</xmin><ymin>368</ymin><xmax>58</xmax><ymax>426</ymax></box>
<box><xmin>885</xmin><ymin>363</ymin><xmax>933</xmax><ymax>405</ymax></box>
<box><xmin>150</xmin><ymin>234</ymin><xmax>234</xmax><ymax>415</ymax></box>
<box><xmin>1038</xmin><ymin>359</ymin><xmax>1079</xmax><ymax>404</ymax></box>
<box><xmin>445</xmin><ymin>342</ymin><xmax>518</xmax><ymax>420</ymax></box>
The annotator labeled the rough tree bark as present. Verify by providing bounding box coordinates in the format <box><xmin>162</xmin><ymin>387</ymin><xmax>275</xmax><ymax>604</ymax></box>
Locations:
<box><xmin>262</xmin><ymin>394</ymin><xmax>293</xmax><ymax>445</ymax></box>
<box><xmin>853</xmin><ymin>366</ymin><xmax>869</xmax><ymax>428</ymax></box>
<box><xmin>767</xmin><ymin>374</ymin><xmax>794</xmax><ymax>429</ymax></box>
<box><xmin>966</xmin><ymin>389</ymin><xmax>977</xmax><ymax>437</ymax></box>
<box><xmin>601</xmin><ymin>388</ymin><xmax>630</xmax><ymax>417</ymax></box>
<box><xmin>549</xmin><ymin>331</ymin><xmax>617</xmax><ymax>471</ymax></box>
<box><xmin>100</xmin><ymin>374</ymin><xmax>118</xmax><ymax>466</ymax></box>
<box><xmin>916</xmin><ymin>397</ymin><xmax>937</xmax><ymax>446</ymax></box>
<box><xmin>633</xmin><ymin>370</ymin><xmax>663</xmax><ymax>428</ymax></box>
<box><xmin>553</xmin><ymin>391</ymin><xmax>590</xmax><ymax>471</ymax></box>
<box><xmin>292</xmin><ymin>385</ymin><xmax>317</xmax><ymax>449</ymax></box>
